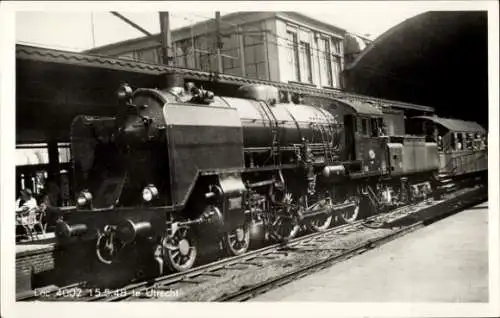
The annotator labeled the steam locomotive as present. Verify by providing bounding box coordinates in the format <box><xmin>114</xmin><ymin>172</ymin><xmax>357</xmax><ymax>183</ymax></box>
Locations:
<box><xmin>55</xmin><ymin>79</ymin><xmax>487</xmax><ymax>274</ymax></box>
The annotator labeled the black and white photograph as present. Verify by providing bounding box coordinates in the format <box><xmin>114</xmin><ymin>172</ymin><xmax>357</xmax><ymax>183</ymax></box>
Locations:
<box><xmin>1</xmin><ymin>1</ymin><xmax>498</xmax><ymax>317</ymax></box>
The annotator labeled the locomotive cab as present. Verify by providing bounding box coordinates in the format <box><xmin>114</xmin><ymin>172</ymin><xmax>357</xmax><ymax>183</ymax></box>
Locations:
<box><xmin>330</xmin><ymin>98</ymin><xmax>388</xmax><ymax>176</ymax></box>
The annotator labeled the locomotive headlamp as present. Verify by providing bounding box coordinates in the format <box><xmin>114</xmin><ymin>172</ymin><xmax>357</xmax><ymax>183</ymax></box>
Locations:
<box><xmin>77</xmin><ymin>190</ymin><xmax>93</xmax><ymax>207</ymax></box>
<box><xmin>368</xmin><ymin>149</ymin><xmax>376</xmax><ymax>160</ymax></box>
<box><xmin>142</xmin><ymin>184</ymin><xmax>159</xmax><ymax>202</ymax></box>
<box><xmin>117</xmin><ymin>83</ymin><xmax>133</xmax><ymax>101</ymax></box>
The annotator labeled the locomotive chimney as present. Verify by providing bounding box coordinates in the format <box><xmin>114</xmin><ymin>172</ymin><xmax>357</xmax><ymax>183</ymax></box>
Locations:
<box><xmin>159</xmin><ymin>72</ymin><xmax>184</xmax><ymax>90</ymax></box>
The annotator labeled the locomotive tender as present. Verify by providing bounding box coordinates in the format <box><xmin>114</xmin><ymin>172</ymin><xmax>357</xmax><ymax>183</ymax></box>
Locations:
<box><xmin>55</xmin><ymin>79</ymin><xmax>480</xmax><ymax>273</ymax></box>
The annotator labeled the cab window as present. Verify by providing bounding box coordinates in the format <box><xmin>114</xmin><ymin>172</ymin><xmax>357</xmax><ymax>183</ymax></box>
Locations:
<box><xmin>378</xmin><ymin>118</ymin><xmax>386</xmax><ymax>135</ymax></box>
<box><xmin>361</xmin><ymin>118</ymin><xmax>368</xmax><ymax>135</ymax></box>
<box><xmin>370</xmin><ymin>118</ymin><xmax>379</xmax><ymax>137</ymax></box>
<box><xmin>466</xmin><ymin>133</ymin><xmax>474</xmax><ymax>150</ymax></box>
<box><xmin>473</xmin><ymin>134</ymin><xmax>480</xmax><ymax>150</ymax></box>
<box><xmin>456</xmin><ymin>133</ymin><xmax>464</xmax><ymax>151</ymax></box>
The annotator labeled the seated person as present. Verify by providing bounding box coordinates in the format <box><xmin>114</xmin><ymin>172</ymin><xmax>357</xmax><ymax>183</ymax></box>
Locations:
<box><xmin>15</xmin><ymin>189</ymin><xmax>38</xmax><ymax>230</ymax></box>
<box><xmin>16</xmin><ymin>188</ymin><xmax>38</xmax><ymax>213</ymax></box>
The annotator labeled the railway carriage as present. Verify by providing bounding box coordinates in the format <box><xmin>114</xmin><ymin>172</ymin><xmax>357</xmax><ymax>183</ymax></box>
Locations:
<box><xmin>408</xmin><ymin>116</ymin><xmax>487</xmax><ymax>177</ymax></box>
<box><xmin>55</xmin><ymin>79</ymin><xmax>484</xmax><ymax>275</ymax></box>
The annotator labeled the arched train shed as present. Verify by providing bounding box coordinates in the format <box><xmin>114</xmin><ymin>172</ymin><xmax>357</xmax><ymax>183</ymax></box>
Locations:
<box><xmin>343</xmin><ymin>11</ymin><xmax>488</xmax><ymax>129</ymax></box>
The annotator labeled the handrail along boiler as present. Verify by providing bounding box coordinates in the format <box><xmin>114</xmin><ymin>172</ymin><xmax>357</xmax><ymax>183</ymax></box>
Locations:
<box><xmin>56</xmin><ymin>79</ymin><xmax>486</xmax><ymax>274</ymax></box>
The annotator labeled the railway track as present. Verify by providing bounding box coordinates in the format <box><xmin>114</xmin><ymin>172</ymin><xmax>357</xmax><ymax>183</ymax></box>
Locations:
<box><xmin>19</xmin><ymin>185</ymin><xmax>486</xmax><ymax>302</ymax></box>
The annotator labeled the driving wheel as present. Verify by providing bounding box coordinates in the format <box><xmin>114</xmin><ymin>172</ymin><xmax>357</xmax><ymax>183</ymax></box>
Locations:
<box><xmin>338</xmin><ymin>196</ymin><xmax>360</xmax><ymax>224</ymax></box>
<box><xmin>162</xmin><ymin>226</ymin><xmax>198</xmax><ymax>272</ymax></box>
<box><xmin>222</xmin><ymin>224</ymin><xmax>251</xmax><ymax>256</ymax></box>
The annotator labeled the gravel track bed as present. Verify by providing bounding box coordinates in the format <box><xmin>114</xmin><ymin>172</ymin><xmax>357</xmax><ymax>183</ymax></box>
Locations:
<box><xmin>125</xmin><ymin>188</ymin><xmax>483</xmax><ymax>302</ymax></box>
<box><xmin>127</xmin><ymin>226</ymin><xmax>398</xmax><ymax>301</ymax></box>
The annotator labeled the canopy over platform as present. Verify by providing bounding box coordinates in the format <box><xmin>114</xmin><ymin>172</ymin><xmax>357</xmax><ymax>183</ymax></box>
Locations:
<box><xmin>413</xmin><ymin>116</ymin><xmax>486</xmax><ymax>134</ymax></box>
<box><xmin>16</xmin><ymin>44</ymin><xmax>434</xmax><ymax>144</ymax></box>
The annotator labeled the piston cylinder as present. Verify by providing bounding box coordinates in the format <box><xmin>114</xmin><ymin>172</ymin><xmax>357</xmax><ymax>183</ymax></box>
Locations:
<box><xmin>55</xmin><ymin>221</ymin><xmax>88</xmax><ymax>239</ymax></box>
<box><xmin>115</xmin><ymin>219</ymin><xmax>152</xmax><ymax>244</ymax></box>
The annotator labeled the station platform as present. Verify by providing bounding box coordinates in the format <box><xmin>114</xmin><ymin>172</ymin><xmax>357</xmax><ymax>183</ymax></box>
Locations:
<box><xmin>16</xmin><ymin>240</ymin><xmax>55</xmax><ymax>256</ymax></box>
<box><xmin>253</xmin><ymin>201</ymin><xmax>489</xmax><ymax>302</ymax></box>
<box><xmin>17</xmin><ymin>231</ymin><xmax>55</xmax><ymax>243</ymax></box>
<box><xmin>16</xmin><ymin>234</ymin><xmax>57</xmax><ymax>293</ymax></box>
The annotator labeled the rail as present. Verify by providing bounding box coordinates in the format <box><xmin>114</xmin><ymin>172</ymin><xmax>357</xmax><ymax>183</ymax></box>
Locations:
<box><xmin>216</xmin><ymin>186</ymin><xmax>486</xmax><ymax>301</ymax></box>
<box><xmin>19</xmin><ymin>183</ymin><xmax>486</xmax><ymax>302</ymax></box>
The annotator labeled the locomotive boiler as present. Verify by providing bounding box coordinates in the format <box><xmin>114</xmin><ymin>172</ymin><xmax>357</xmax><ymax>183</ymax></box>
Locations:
<box><xmin>56</xmin><ymin>80</ymin><xmax>443</xmax><ymax>274</ymax></box>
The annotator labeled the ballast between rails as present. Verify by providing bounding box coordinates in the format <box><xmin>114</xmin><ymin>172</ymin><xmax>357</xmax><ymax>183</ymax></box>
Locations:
<box><xmin>20</xmin><ymin>201</ymin><xmax>414</xmax><ymax>302</ymax></box>
<box><xmin>216</xmin><ymin>187</ymin><xmax>486</xmax><ymax>301</ymax></box>
<box><xmin>25</xmin><ymin>185</ymin><xmax>485</xmax><ymax>302</ymax></box>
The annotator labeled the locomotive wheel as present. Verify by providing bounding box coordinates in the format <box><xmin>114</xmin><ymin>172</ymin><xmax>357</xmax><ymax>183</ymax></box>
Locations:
<box><xmin>162</xmin><ymin>227</ymin><xmax>197</xmax><ymax>272</ymax></box>
<box><xmin>269</xmin><ymin>216</ymin><xmax>300</xmax><ymax>242</ymax></box>
<box><xmin>223</xmin><ymin>224</ymin><xmax>251</xmax><ymax>256</ymax></box>
<box><xmin>307</xmin><ymin>195</ymin><xmax>333</xmax><ymax>232</ymax></box>
<box><xmin>268</xmin><ymin>192</ymin><xmax>300</xmax><ymax>242</ymax></box>
<box><xmin>308</xmin><ymin>214</ymin><xmax>333</xmax><ymax>232</ymax></box>
<box><xmin>96</xmin><ymin>229</ymin><xmax>123</xmax><ymax>265</ymax></box>
<box><xmin>338</xmin><ymin>197</ymin><xmax>360</xmax><ymax>224</ymax></box>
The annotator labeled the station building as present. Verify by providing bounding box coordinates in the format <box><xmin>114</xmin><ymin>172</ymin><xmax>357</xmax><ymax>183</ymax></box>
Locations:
<box><xmin>85</xmin><ymin>12</ymin><xmax>370</xmax><ymax>90</ymax></box>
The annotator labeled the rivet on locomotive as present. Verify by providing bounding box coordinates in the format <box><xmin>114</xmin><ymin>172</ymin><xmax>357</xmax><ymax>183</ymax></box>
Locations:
<box><xmin>54</xmin><ymin>77</ymin><xmax>484</xmax><ymax>274</ymax></box>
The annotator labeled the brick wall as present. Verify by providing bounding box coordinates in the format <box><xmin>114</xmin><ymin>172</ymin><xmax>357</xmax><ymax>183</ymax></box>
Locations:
<box><xmin>16</xmin><ymin>240</ymin><xmax>144</xmax><ymax>295</ymax></box>
<box><xmin>16</xmin><ymin>246</ymin><xmax>56</xmax><ymax>293</ymax></box>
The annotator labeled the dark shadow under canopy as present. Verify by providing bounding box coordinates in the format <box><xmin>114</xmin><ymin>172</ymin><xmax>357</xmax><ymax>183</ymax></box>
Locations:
<box><xmin>343</xmin><ymin>11</ymin><xmax>488</xmax><ymax>129</ymax></box>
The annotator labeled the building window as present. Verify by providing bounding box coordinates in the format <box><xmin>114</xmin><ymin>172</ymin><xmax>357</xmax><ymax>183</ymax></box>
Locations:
<box><xmin>133</xmin><ymin>50</ymin><xmax>143</xmax><ymax>61</ymax></box>
<box><xmin>155</xmin><ymin>47</ymin><xmax>163</xmax><ymax>63</ymax></box>
<box><xmin>244</xmin><ymin>31</ymin><xmax>267</xmax><ymax>80</ymax></box>
<box><xmin>299</xmin><ymin>41</ymin><xmax>312</xmax><ymax>83</ymax></box>
<box><xmin>195</xmin><ymin>36</ymin><xmax>215</xmax><ymax>72</ymax></box>
<box><xmin>175</xmin><ymin>39</ymin><xmax>196</xmax><ymax>69</ymax></box>
<box><xmin>175</xmin><ymin>45</ymin><xmax>185</xmax><ymax>67</ymax></box>
<box><xmin>132</xmin><ymin>48</ymin><xmax>158</xmax><ymax>64</ymax></box>
<box><xmin>287</xmin><ymin>27</ymin><xmax>313</xmax><ymax>84</ymax></box>
<box><xmin>318</xmin><ymin>37</ymin><xmax>333</xmax><ymax>87</ymax></box>
<box><xmin>221</xmin><ymin>31</ymin><xmax>243</xmax><ymax>76</ymax></box>
<box><xmin>199</xmin><ymin>53</ymin><xmax>211</xmax><ymax>72</ymax></box>
<box><xmin>331</xmin><ymin>38</ymin><xmax>343</xmax><ymax>88</ymax></box>
<box><xmin>287</xmin><ymin>30</ymin><xmax>300</xmax><ymax>82</ymax></box>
